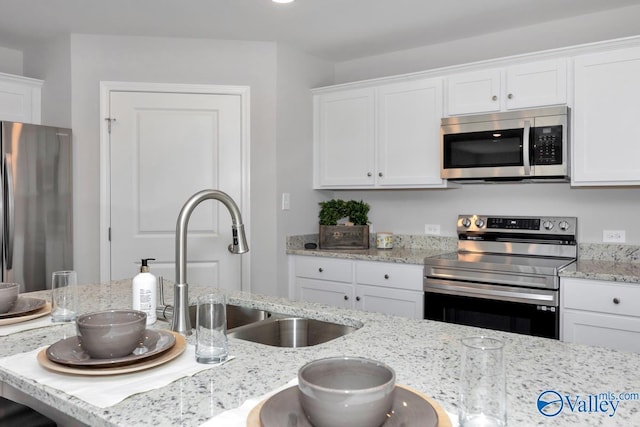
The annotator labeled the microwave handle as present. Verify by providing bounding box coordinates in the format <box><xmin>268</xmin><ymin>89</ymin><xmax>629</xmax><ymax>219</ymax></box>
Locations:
<box><xmin>523</xmin><ymin>120</ymin><xmax>531</xmax><ymax>175</ymax></box>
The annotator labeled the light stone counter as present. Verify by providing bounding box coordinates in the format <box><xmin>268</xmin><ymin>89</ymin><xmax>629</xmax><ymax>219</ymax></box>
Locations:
<box><xmin>1</xmin><ymin>281</ymin><xmax>640</xmax><ymax>426</ymax></box>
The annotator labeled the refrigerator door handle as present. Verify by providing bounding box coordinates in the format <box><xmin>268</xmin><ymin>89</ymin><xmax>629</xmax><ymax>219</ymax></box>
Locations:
<box><xmin>4</xmin><ymin>155</ymin><xmax>14</xmax><ymax>270</ymax></box>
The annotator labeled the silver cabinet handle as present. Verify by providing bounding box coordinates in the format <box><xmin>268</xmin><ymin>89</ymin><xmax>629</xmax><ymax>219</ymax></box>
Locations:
<box><xmin>492</xmin><ymin>95</ymin><xmax>498</xmax><ymax>101</ymax></box>
<box><xmin>613</xmin><ymin>298</ymin><xmax>620</xmax><ymax>304</ymax></box>
<box><xmin>367</xmin><ymin>172</ymin><xmax>372</xmax><ymax>177</ymax></box>
<box><xmin>508</xmin><ymin>93</ymin><xmax>514</xmax><ymax>99</ymax></box>
<box><xmin>318</xmin><ymin>268</ymin><xmax>323</xmax><ymax>273</ymax></box>
<box><xmin>384</xmin><ymin>274</ymin><xmax>389</xmax><ymax>279</ymax></box>
<box><xmin>378</xmin><ymin>172</ymin><xmax>383</xmax><ymax>177</ymax></box>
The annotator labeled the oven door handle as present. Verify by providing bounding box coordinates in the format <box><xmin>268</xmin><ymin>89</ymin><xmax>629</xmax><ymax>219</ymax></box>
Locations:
<box><xmin>424</xmin><ymin>278</ymin><xmax>558</xmax><ymax>306</ymax></box>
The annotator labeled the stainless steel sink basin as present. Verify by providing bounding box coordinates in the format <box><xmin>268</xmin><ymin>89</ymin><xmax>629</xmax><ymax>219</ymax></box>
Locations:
<box><xmin>186</xmin><ymin>304</ymin><xmax>272</xmax><ymax>330</ymax></box>
<box><xmin>227</xmin><ymin>317</ymin><xmax>358</xmax><ymax>347</ymax></box>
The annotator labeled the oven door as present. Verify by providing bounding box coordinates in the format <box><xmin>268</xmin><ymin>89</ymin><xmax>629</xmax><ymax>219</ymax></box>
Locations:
<box><xmin>424</xmin><ymin>278</ymin><xmax>559</xmax><ymax>339</ymax></box>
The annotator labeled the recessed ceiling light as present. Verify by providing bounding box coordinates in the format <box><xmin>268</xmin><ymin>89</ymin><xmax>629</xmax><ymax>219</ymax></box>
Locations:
<box><xmin>273</xmin><ymin>0</ymin><xmax>295</xmax><ymax>3</ymax></box>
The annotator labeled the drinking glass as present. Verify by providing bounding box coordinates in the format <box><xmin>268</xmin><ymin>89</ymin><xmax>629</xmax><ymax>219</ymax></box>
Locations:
<box><xmin>51</xmin><ymin>270</ymin><xmax>78</xmax><ymax>322</ymax></box>
<box><xmin>459</xmin><ymin>336</ymin><xmax>507</xmax><ymax>427</ymax></box>
<box><xmin>195</xmin><ymin>293</ymin><xmax>228</xmax><ymax>364</ymax></box>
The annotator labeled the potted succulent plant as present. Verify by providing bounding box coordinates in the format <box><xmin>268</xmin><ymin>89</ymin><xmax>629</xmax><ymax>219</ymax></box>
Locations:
<box><xmin>318</xmin><ymin>199</ymin><xmax>370</xmax><ymax>249</ymax></box>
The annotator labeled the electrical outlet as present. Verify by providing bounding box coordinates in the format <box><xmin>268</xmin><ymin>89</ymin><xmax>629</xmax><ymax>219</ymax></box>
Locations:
<box><xmin>603</xmin><ymin>230</ymin><xmax>626</xmax><ymax>243</ymax></box>
<box><xmin>425</xmin><ymin>224</ymin><xmax>441</xmax><ymax>235</ymax></box>
<box><xmin>281</xmin><ymin>193</ymin><xmax>290</xmax><ymax>210</ymax></box>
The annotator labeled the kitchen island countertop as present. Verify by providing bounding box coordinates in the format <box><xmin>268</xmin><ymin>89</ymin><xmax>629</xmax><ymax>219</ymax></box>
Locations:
<box><xmin>1</xmin><ymin>280</ymin><xmax>639</xmax><ymax>426</ymax></box>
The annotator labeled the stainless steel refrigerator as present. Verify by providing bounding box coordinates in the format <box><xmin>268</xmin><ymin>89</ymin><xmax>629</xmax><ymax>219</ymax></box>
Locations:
<box><xmin>1</xmin><ymin>121</ymin><xmax>73</xmax><ymax>292</ymax></box>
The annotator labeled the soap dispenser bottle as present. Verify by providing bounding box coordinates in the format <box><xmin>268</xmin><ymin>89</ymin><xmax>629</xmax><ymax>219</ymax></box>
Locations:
<box><xmin>132</xmin><ymin>258</ymin><xmax>157</xmax><ymax>325</ymax></box>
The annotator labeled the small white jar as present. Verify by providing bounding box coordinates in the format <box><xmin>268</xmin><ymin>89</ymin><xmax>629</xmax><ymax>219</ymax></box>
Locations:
<box><xmin>376</xmin><ymin>232</ymin><xmax>393</xmax><ymax>249</ymax></box>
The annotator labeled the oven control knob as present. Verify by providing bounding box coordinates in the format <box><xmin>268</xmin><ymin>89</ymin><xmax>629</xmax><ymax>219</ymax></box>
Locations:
<box><xmin>559</xmin><ymin>221</ymin><xmax>570</xmax><ymax>231</ymax></box>
<box><xmin>474</xmin><ymin>218</ymin><xmax>485</xmax><ymax>228</ymax></box>
<box><xmin>543</xmin><ymin>220</ymin><xmax>554</xmax><ymax>230</ymax></box>
<box><xmin>461</xmin><ymin>218</ymin><xmax>472</xmax><ymax>228</ymax></box>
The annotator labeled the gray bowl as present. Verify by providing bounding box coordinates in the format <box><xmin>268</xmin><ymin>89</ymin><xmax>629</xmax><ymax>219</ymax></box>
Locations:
<box><xmin>298</xmin><ymin>356</ymin><xmax>396</xmax><ymax>427</ymax></box>
<box><xmin>76</xmin><ymin>310</ymin><xmax>147</xmax><ymax>359</ymax></box>
<box><xmin>0</xmin><ymin>283</ymin><xmax>20</xmax><ymax>314</ymax></box>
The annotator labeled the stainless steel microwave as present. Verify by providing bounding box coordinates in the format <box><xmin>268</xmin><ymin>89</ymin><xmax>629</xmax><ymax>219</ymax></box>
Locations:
<box><xmin>441</xmin><ymin>106</ymin><xmax>569</xmax><ymax>182</ymax></box>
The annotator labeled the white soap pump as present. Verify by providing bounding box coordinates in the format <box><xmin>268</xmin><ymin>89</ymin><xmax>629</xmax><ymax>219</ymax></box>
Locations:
<box><xmin>132</xmin><ymin>258</ymin><xmax>157</xmax><ymax>325</ymax></box>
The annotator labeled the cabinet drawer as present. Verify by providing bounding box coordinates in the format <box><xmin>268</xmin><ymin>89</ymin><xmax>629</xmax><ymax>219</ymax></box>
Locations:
<box><xmin>355</xmin><ymin>261</ymin><xmax>423</xmax><ymax>291</ymax></box>
<box><xmin>294</xmin><ymin>256</ymin><xmax>353</xmax><ymax>283</ymax></box>
<box><xmin>563</xmin><ymin>279</ymin><xmax>640</xmax><ymax>317</ymax></box>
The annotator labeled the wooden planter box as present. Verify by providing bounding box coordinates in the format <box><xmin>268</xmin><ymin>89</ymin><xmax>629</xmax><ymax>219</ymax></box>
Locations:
<box><xmin>319</xmin><ymin>225</ymin><xmax>369</xmax><ymax>250</ymax></box>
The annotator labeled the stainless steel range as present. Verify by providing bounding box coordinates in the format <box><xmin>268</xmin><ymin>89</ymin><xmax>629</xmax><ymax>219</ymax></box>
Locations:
<box><xmin>423</xmin><ymin>215</ymin><xmax>577</xmax><ymax>339</ymax></box>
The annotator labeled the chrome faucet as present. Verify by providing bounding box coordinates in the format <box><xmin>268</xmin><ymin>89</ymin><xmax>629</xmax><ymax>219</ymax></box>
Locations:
<box><xmin>171</xmin><ymin>189</ymin><xmax>249</xmax><ymax>335</ymax></box>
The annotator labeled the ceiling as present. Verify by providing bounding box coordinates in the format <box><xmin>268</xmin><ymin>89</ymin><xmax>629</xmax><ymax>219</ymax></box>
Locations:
<box><xmin>0</xmin><ymin>0</ymin><xmax>637</xmax><ymax>62</ymax></box>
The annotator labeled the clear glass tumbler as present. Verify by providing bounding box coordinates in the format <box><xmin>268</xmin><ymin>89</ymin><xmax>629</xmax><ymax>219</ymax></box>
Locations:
<box><xmin>51</xmin><ymin>270</ymin><xmax>78</xmax><ymax>322</ymax></box>
<box><xmin>195</xmin><ymin>293</ymin><xmax>228</xmax><ymax>364</ymax></box>
<box><xmin>459</xmin><ymin>336</ymin><xmax>507</xmax><ymax>427</ymax></box>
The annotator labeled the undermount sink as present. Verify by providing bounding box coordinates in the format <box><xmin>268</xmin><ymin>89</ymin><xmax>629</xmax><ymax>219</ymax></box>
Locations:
<box><xmin>187</xmin><ymin>304</ymin><xmax>272</xmax><ymax>330</ymax></box>
<box><xmin>227</xmin><ymin>317</ymin><xmax>359</xmax><ymax>348</ymax></box>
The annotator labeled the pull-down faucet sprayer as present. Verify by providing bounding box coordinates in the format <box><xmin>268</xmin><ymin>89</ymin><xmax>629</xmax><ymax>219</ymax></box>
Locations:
<box><xmin>171</xmin><ymin>189</ymin><xmax>249</xmax><ymax>335</ymax></box>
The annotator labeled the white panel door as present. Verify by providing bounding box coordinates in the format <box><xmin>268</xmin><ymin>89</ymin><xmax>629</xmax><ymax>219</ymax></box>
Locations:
<box><xmin>109</xmin><ymin>91</ymin><xmax>243</xmax><ymax>290</ymax></box>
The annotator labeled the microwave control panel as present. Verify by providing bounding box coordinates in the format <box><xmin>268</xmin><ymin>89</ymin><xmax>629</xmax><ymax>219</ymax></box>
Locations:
<box><xmin>532</xmin><ymin>125</ymin><xmax>563</xmax><ymax>165</ymax></box>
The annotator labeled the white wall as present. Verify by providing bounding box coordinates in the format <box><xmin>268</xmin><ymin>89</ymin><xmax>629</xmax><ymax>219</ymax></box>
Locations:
<box><xmin>334</xmin><ymin>4</ymin><xmax>640</xmax><ymax>82</ymax></box>
<box><xmin>322</xmin><ymin>6</ymin><xmax>640</xmax><ymax>246</ymax></box>
<box><xmin>22</xmin><ymin>35</ymin><xmax>72</xmax><ymax>128</ymax></box>
<box><xmin>275</xmin><ymin>45</ymin><xmax>334</xmax><ymax>296</ymax></box>
<box><xmin>0</xmin><ymin>46</ymin><xmax>23</xmax><ymax>75</ymax></box>
<box><xmin>336</xmin><ymin>185</ymin><xmax>640</xmax><ymax>244</ymax></box>
<box><xmin>67</xmin><ymin>34</ymin><xmax>280</xmax><ymax>290</ymax></box>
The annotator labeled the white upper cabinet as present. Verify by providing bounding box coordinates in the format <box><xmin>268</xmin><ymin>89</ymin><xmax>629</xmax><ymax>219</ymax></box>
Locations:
<box><xmin>376</xmin><ymin>79</ymin><xmax>444</xmax><ymax>187</ymax></box>
<box><xmin>314</xmin><ymin>78</ymin><xmax>447</xmax><ymax>189</ymax></box>
<box><xmin>446</xmin><ymin>59</ymin><xmax>568</xmax><ymax>115</ymax></box>
<box><xmin>446</xmin><ymin>68</ymin><xmax>501</xmax><ymax>115</ymax></box>
<box><xmin>0</xmin><ymin>72</ymin><xmax>42</xmax><ymax>124</ymax></box>
<box><xmin>314</xmin><ymin>88</ymin><xmax>376</xmax><ymax>187</ymax></box>
<box><xmin>572</xmin><ymin>46</ymin><xmax>640</xmax><ymax>186</ymax></box>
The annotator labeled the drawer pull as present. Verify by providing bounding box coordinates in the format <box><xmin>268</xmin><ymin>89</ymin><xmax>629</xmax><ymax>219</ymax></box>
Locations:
<box><xmin>344</xmin><ymin>295</ymin><xmax>349</xmax><ymax>301</ymax></box>
<box><xmin>356</xmin><ymin>296</ymin><xmax>361</xmax><ymax>301</ymax></box>
<box><xmin>318</xmin><ymin>268</ymin><xmax>323</xmax><ymax>273</ymax></box>
<box><xmin>613</xmin><ymin>298</ymin><xmax>620</xmax><ymax>305</ymax></box>
<box><xmin>384</xmin><ymin>274</ymin><xmax>389</xmax><ymax>279</ymax></box>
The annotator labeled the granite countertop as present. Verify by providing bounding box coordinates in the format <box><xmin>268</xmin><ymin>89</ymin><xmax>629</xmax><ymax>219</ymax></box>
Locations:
<box><xmin>1</xmin><ymin>281</ymin><xmax>640</xmax><ymax>426</ymax></box>
<box><xmin>560</xmin><ymin>260</ymin><xmax>640</xmax><ymax>284</ymax></box>
<box><xmin>287</xmin><ymin>235</ymin><xmax>640</xmax><ymax>283</ymax></box>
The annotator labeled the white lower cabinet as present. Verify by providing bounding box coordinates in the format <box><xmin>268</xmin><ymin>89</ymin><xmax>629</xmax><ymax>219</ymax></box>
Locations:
<box><xmin>561</xmin><ymin>277</ymin><xmax>640</xmax><ymax>353</ymax></box>
<box><xmin>290</xmin><ymin>256</ymin><xmax>424</xmax><ymax>319</ymax></box>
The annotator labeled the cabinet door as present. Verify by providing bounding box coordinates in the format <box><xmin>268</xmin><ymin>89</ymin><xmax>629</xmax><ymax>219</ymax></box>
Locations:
<box><xmin>573</xmin><ymin>46</ymin><xmax>640</xmax><ymax>185</ymax></box>
<box><xmin>0</xmin><ymin>73</ymin><xmax>42</xmax><ymax>124</ymax></box>
<box><xmin>376</xmin><ymin>79</ymin><xmax>445</xmax><ymax>186</ymax></box>
<box><xmin>354</xmin><ymin>284</ymin><xmax>424</xmax><ymax>319</ymax></box>
<box><xmin>296</xmin><ymin>278</ymin><xmax>353</xmax><ymax>308</ymax></box>
<box><xmin>314</xmin><ymin>88</ymin><xmax>375</xmax><ymax>188</ymax></box>
<box><xmin>505</xmin><ymin>59</ymin><xmax>567</xmax><ymax>110</ymax></box>
<box><xmin>563</xmin><ymin>309</ymin><xmax>640</xmax><ymax>353</ymax></box>
<box><xmin>446</xmin><ymin>69</ymin><xmax>501</xmax><ymax>115</ymax></box>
